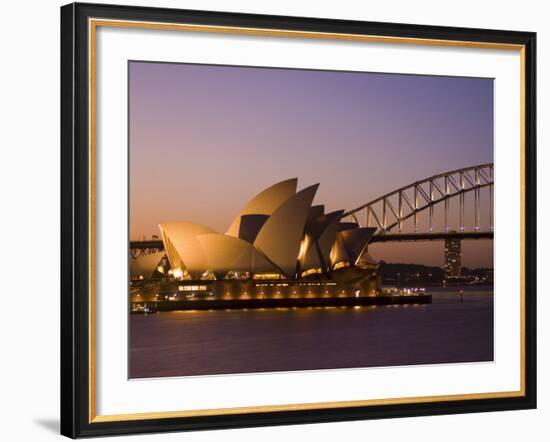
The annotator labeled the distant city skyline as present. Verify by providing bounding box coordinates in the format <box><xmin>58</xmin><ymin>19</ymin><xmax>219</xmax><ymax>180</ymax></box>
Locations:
<box><xmin>129</xmin><ymin>61</ymin><xmax>494</xmax><ymax>268</ymax></box>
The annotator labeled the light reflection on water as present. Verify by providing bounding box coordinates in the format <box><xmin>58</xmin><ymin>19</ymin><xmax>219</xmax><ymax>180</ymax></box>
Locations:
<box><xmin>130</xmin><ymin>291</ymin><xmax>493</xmax><ymax>379</ymax></box>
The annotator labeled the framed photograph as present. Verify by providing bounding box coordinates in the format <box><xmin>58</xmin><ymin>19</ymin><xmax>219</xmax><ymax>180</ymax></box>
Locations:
<box><xmin>60</xmin><ymin>2</ymin><xmax>536</xmax><ymax>438</ymax></box>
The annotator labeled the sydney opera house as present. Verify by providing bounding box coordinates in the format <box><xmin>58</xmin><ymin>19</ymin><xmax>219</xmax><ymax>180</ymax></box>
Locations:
<box><xmin>130</xmin><ymin>179</ymin><xmax>380</xmax><ymax>302</ymax></box>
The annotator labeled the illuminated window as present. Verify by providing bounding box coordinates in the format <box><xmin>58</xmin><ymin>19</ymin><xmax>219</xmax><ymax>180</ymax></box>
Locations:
<box><xmin>178</xmin><ymin>285</ymin><xmax>209</xmax><ymax>292</ymax></box>
<box><xmin>300</xmin><ymin>268</ymin><xmax>322</xmax><ymax>277</ymax></box>
<box><xmin>252</xmin><ymin>273</ymin><xmax>284</xmax><ymax>280</ymax></box>
<box><xmin>333</xmin><ymin>261</ymin><xmax>350</xmax><ymax>270</ymax></box>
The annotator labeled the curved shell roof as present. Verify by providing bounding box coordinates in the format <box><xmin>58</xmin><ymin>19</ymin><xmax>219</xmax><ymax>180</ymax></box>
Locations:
<box><xmin>159</xmin><ymin>221</ymin><xmax>216</xmax><ymax>278</ymax></box>
<box><xmin>197</xmin><ymin>234</ymin><xmax>278</xmax><ymax>278</ymax></box>
<box><xmin>236</xmin><ymin>214</ymin><xmax>269</xmax><ymax>244</ymax></box>
<box><xmin>130</xmin><ymin>251</ymin><xmax>165</xmax><ymax>279</ymax></box>
<box><xmin>158</xmin><ymin>179</ymin><xmax>376</xmax><ymax>280</ymax></box>
<box><xmin>331</xmin><ymin>227</ymin><xmax>377</xmax><ymax>267</ymax></box>
<box><xmin>302</xmin><ymin>210</ymin><xmax>344</xmax><ymax>271</ymax></box>
<box><xmin>254</xmin><ymin>184</ymin><xmax>319</xmax><ymax>277</ymax></box>
<box><xmin>226</xmin><ymin>178</ymin><xmax>297</xmax><ymax>238</ymax></box>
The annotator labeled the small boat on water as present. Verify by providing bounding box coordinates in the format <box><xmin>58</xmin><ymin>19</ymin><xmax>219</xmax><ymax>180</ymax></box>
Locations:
<box><xmin>131</xmin><ymin>303</ymin><xmax>158</xmax><ymax>314</ymax></box>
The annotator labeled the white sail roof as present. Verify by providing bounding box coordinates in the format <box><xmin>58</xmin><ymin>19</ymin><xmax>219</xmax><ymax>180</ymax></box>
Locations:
<box><xmin>129</xmin><ymin>251</ymin><xmax>165</xmax><ymax>279</ymax></box>
<box><xmin>197</xmin><ymin>234</ymin><xmax>279</xmax><ymax>278</ymax></box>
<box><xmin>226</xmin><ymin>178</ymin><xmax>297</xmax><ymax>238</ymax></box>
<box><xmin>156</xmin><ymin>179</ymin><xmax>377</xmax><ymax>280</ymax></box>
<box><xmin>254</xmin><ymin>184</ymin><xmax>319</xmax><ymax>277</ymax></box>
<box><xmin>302</xmin><ymin>211</ymin><xmax>344</xmax><ymax>271</ymax></box>
<box><xmin>337</xmin><ymin>227</ymin><xmax>376</xmax><ymax>264</ymax></box>
<box><xmin>159</xmin><ymin>221</ymin><xmax>216</xmax><ymax>279</ymax></box>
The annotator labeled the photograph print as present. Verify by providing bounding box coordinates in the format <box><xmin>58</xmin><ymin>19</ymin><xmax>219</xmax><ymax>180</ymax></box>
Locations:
<box><xmin>128</xmin><ymin>61</ymin><xmax>494</xmax><ymax>379</ymax></box>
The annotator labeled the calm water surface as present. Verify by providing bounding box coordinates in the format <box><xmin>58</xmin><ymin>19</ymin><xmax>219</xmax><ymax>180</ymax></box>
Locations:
<box><xmin>129</xmin><ymin>289</ymin><xmax>493</xmax><ymax>378</ymax></box>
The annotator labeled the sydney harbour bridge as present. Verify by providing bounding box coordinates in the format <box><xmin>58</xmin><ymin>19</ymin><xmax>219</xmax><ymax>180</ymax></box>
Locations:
<box><xmin>130</xmin><ymin>163</ymin><xmax>494</xmax><ymax>278</ymax></box>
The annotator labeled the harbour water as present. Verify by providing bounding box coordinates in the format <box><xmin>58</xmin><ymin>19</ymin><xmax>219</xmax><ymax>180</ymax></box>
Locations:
<box><xmin>129</xmin><ymin>287</ymin><xmax>493</xmax><ymax>378</ymax></box>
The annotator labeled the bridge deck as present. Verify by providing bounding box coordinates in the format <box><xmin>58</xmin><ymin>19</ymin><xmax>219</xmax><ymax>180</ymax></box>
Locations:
<box><xmin>369</xmin><ymin>231</ymin><xmax>493</xmax><ymax>243</ymax></box>
<box><xmin>129</xmin><ymin>231</ymin><xmax>493</xmax><ymax>250</ymax></box>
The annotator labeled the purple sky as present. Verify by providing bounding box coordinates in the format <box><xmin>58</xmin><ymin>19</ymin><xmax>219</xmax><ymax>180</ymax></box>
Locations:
<box><xmin>129</xmin><ymin>61</ymin><xmax>493</xmax><ymax>268</ymax></box>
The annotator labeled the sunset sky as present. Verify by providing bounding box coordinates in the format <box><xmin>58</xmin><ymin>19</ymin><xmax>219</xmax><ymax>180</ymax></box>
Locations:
<box><xmin>129</xmin><ymin>61</ymin><xmax>494</xmax><ymax>268</ymax></box>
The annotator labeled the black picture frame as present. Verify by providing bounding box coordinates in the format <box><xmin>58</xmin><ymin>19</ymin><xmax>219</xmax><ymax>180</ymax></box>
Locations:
<box><xmin>61</xmin><ymin>2</ymin><xmax>537</xmax><ymax>438</ymax></box>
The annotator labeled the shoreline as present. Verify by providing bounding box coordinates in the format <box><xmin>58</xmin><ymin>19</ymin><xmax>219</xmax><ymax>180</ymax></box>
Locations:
<box><xmin>131</xmin><ymin>293</ymin><xmax>432</xmax><ymax>313</ymax></box>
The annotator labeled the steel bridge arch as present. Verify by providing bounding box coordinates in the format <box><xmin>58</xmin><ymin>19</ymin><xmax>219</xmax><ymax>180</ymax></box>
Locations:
<box><xmin>343</xmin><ymin>163</ymin><xmax>494</xmax><ymax>234</ymax></box>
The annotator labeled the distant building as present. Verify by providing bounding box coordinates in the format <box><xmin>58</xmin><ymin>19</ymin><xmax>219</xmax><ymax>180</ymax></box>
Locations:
<box><xmin>444</xmin><ymin>238</ymin><xmax>462</xmax><ymax>280</ymax></box>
